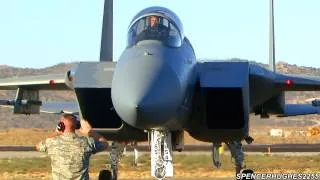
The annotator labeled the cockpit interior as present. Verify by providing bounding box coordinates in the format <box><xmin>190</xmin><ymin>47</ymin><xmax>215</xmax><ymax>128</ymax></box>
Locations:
<box><xmin>127</xmin><ymin>7</ymin><xmax>185</xmax><ymax>48</ymax></box>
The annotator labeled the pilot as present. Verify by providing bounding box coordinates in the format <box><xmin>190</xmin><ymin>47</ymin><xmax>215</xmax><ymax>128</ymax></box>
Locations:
<box><xmin>137</xmin><ymin>15</ymin><xmax>169</xmax><ymax>42</ymax></box>
<box><xmin>36</xmin><ymin>114</ymin><xmax>108</xmax><ymax>180</ymax></box>
<box><xmin>149</xmin><ymin>15</ymin><xmax>158</xmax><ymax>27</ymax></box>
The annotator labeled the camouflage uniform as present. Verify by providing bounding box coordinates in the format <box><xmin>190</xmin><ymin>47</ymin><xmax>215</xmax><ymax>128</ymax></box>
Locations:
<box><xmin>226</xmin><ymin>141</ymin><xmax>245</xmax><ymax>174</ymax></box>
<box><xmin>38</xmin><ymin>132</ymin><xmax>105</xmax><ymax>180</ymax></box>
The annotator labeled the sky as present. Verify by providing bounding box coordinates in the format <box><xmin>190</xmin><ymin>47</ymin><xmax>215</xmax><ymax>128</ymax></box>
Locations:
<box><xmin>0</xmin><ymin>0</ymin><xmax>320</xmax><ymax>68</ymax></box>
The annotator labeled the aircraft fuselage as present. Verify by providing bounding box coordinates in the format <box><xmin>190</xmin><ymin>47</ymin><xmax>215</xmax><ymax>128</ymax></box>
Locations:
<box><xmin>112</xmin><ymin>39</ymin><xmax>197</xmax><ymax>130</ymax></box>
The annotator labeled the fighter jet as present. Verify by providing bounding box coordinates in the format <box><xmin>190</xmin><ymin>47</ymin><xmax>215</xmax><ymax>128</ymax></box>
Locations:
<box><xmin>1</xmin><ymin>0</ymin><xmax>320</xmax><ymax>179</ymax></box>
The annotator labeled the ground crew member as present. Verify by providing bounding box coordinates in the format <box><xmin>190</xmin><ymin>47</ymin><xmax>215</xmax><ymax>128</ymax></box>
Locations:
<box><xmin>36</xmin><ymin>114</ymin><xmax>108</xmax><ymax>180</ymax></box>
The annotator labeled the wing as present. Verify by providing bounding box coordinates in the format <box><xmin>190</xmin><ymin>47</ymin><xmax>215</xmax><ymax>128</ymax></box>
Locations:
<box><xmin>0</xmin><ymin>74</ymin><xmax>71</xmax><ymax>90</ymax></box>
<box><xmin>275</xmin><ymin>73</ymin><xmax>320</xmax><ymax>91</ymax></box>
<box><xmin>0</xmin><ymin>73</ymin><xmax>72</xmax><ymax>114</ymax></box>
<box><xmin>0</xmin><ymin>61</ymin><xmax>117</xmax><ymax>90</ymax></box>
<box><xmin>275</xmin><ymin>73</ymin><xmax>320</xmax><ymax>116</ymax></box>
<box><xmin>0</xmin><ymin>62</ymin><xmax>116</xmax><ymax>115</ymax></box>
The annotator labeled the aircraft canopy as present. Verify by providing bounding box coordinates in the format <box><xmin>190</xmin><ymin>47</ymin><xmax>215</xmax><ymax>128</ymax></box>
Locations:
<box><xmin>127</xmin><ymin>7</ymin><xmax>184</xmax><ymax>48</ymax></box>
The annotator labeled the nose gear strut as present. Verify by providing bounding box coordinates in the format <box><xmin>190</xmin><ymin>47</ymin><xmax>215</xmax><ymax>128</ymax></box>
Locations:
<box><xmin>150</xmin><ymin>130</ymin><xmax>173</xmax><ymax>179</ymax></box>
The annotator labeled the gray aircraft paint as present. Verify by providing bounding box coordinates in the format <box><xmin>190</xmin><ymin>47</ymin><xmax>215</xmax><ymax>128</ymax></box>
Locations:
<box><xmin>100</xmin><ymin>0</ymin><xmax>113</xmax><ymax>61</ymax></box>
<box><xmin>1</xmin><ymin>1</ymin><xmax>320</xmax><ymax>179</ymax></box>
<box><xmin>112</xmin><ymin>39</ymin><xmax>196</xmax><ymax>130</ymax></box>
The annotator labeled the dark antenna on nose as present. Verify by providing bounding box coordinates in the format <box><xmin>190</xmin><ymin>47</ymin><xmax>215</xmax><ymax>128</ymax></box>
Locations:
<box><xmin>100</xmin><ymin>0</ymin><xmax>113</xmax><ymax>62</ymax></box>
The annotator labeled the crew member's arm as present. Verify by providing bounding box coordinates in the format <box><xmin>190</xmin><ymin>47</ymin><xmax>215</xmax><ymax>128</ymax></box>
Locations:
<box><xmin>36</xmin><ymin>140</ymin><xmax>48</xmax><ymax>152</ymax></box>
<box><xmin>88</xmin><ymin>130</ymin><xmax>108</xmax><ymax>143</ymax></box>
<box><xmin>47</xmin><ymin>130</ymin><xmax>63</xmax><ymax>138</ymax></box>
<box><xmin>36</xmin><ymin>130</ymin><xmax>61</xmax><ymax>151</ymax></box>
<box><xmin>79</xmin><ymin>119</ymin><xmax>109</xmax><ymax>152</ymax></box>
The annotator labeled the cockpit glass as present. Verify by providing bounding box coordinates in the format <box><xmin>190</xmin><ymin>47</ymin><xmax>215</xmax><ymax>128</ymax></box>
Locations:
<box><xmin>127</xmin><ymin>15</ymin><xmax>182</xmax><ymax>47</ymax></box>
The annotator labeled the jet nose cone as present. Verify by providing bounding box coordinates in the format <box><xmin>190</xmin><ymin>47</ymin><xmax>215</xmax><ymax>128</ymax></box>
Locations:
<box><xmin>111</xmin><ymin>58</ymin><xmax>181</xmax><ymax>129</ymax></box>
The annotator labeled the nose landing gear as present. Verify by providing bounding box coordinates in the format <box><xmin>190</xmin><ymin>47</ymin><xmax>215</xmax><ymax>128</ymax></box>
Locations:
<box><xmin>150</xmin><ymin>129</ymin><xmax>174</xmax><ymax>179</ymax></box>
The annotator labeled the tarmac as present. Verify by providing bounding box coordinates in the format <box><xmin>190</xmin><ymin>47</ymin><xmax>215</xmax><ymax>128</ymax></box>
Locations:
<box><xmin>0</xmin><ymin>143</ymin><xmax>318</xmax><ymax>180</ymax></box>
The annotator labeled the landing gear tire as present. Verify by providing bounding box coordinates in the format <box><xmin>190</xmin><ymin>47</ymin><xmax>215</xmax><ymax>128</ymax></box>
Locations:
<box><xmin>98</xmin><ymin>169</ymin><xmax>112</xmax><ymax>180</ymax></box>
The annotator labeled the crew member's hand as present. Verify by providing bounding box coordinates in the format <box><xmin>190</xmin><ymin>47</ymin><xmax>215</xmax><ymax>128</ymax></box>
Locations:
<box><xmin>79</xmin><ymin>119</ymin><xmax>92</xmax><ymax>135</ymax></box>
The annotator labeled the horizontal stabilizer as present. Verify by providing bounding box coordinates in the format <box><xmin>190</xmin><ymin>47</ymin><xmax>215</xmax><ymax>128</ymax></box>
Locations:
<box><xmin>281</xmin><ymin>104</ymin><xmax>320</xmax><ymax>116</ymax></box>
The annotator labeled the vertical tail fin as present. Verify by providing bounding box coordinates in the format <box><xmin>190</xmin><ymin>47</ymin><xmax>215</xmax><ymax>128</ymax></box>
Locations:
<box><xmin>269</xmin><ymin>0</ymin><xmax>276</xmax><ymax>72</ymax></box>
<box><xmin>100</xmin><ymin>0</ymin><xmax>113</xmax><ymax>62</ymax></box>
